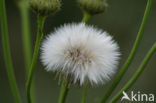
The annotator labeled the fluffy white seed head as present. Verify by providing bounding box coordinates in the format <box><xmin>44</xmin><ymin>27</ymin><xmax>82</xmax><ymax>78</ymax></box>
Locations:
<box><xmin>41</xmin><ymin>23</ymin><xmax>120</xmax><ymax>85</ymax></box>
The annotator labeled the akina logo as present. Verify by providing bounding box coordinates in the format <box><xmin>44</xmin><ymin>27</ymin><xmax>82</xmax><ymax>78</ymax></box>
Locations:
<box><xmin>121</xmin><ymin>91</ymin><xmax>155</xmax><ymax>102</ymax></box>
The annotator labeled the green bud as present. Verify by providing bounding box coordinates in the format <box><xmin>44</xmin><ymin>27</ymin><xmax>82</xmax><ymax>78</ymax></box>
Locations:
<box><xmin>77</xmin><ymin>0</ymin><xmax>108</xmax><ymax>15</ymax></box>
<box><xmin>29</xmin><ymin>0</ymin><xmax>61</xmax><ymax>16</ymax></box>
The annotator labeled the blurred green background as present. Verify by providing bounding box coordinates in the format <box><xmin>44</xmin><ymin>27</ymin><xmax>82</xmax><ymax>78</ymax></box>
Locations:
<box><xmin>0</xmin><ymin>0</ymin><xmax>156</xmax><ymax>103</ymax></box>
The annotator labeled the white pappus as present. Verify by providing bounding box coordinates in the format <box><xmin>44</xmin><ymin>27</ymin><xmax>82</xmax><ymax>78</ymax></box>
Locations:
<box><xmin>40</xmin><ymin>23</ymin><xmax>120</xmax><ymax>86</ymax></box>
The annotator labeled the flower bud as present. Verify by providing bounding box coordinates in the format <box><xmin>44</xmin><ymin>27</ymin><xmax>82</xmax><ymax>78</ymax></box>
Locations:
<box><xmin>29</xmin><ymin>0</ymin><xmax>61</xmax><ymax>16</ymax></box>
<box><xmin>77</xmin><ymin>0</ymin><xmax>108</xmax><ymax>15</ymax></box>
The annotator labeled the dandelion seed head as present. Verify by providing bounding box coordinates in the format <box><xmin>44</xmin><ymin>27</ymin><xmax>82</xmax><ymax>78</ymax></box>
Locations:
<box><xmin>41</xmin><ymin>23</ymin><xmax>120</xmax><ymax>85</ymax></box>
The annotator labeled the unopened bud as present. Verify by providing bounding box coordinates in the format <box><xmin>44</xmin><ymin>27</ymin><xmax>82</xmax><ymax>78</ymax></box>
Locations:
<box><xmin>77</xmin><ymin>0</ymin><xmax>108</xmax><ymax>15</ymax></box>
<box><xmin>29</xmin><ymin>0</ymin><xmax>61</xmax><ymax>16</ymax></box>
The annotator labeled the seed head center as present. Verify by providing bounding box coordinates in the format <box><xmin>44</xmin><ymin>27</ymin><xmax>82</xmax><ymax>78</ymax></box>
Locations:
<box><xmin>66</xmin><ymin>47</ymin><xmax>92</xmax><ymax>63</ymax></box>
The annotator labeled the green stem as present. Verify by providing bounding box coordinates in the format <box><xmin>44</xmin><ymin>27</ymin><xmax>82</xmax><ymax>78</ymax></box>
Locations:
<box><xmin>110</xmin><ymin>43</ymin><xmax>156</xmax><ymax>103</ymax></box>
<box><xmin>18</xmin><ymin>1</ymin><xmax>36</xmax><ymax>103</ymax></box>
<box><xmin>82</xmin><ymin>11</ymin><xmax>91</xmax><ymax>23</ymax></box>
<box><xmin>0</xmin><ymin>0</ymin><xmax>21</xmax><ymax>103</ymax></box>
<box><xmin>58</xmin><ymin>81</ymin><xmax>69</xmax><ymax>103</ymax></box>
<box><xmin>18</xmin><ymin>0</ymin><xmax>32</xmax><ymax>73</ymax></box>
<box><xmin>99</xmin><ymin>0</ymin><xmax>152</xmax><ymax>102</ymax></box>
<box><xmin>81</xmin><ymin>84</ymin><xmax>87</xmax><ymax>103</ymax></box>
<box><xmin>26</xmin><ymin>15</ymin><xmax>46</xmax><ymax>103</ymax></box>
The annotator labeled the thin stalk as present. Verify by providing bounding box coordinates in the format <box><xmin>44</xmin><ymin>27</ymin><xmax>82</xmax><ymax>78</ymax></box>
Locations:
<box><xmin>18</xmin><ymin>0</ymin><xmax>32</xmax><ymax>73</ymax></box>
<box><xmin>81</xmin><ymin>84</ymin><xmax>87</xmax><ymax>103</ymax></box>
<box><xmin>82</xmin><ymin>11</ymin><xmax>91</xmax><ymax>23</ymax></box>
<box><xmin>0</xmin><ymin>0</ymin><xmax>21</xmax><ymax>103</ymax></box>
<box><xmin>110</xmin><ymin>43</ymin><xmax>156</xmax><ymax>103</ymax></box>
<box><xmin>99</xmin><ymin>0</ymin><xmax>152</xmax><ymax>102</ymax></box>
<box><xmin>26</xmin><ymin>15</ymin><xmax>46</xmax><ymax>103</ymax></box>
<box><xmin>18</xmin><ymin>1</ymin><xmax>35</xmax><ymax>102</ymax></box>
<box><xmin>58</xmin><ymin>80</ymin><xmax>69</xmax><ymax>103</ymax></box>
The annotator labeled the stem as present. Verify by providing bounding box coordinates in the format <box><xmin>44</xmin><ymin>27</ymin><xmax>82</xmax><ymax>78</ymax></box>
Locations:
<box><xmin>82</xmin><ymin>11</ymin><xmax>91</xmax><ymax>23</ymax></box>
<box><xmin>18</xmin><ymin>0</ymin><xmax>32</xmax><ymax>73</ymax></box>
<box><xmin>81</xmin><ymin>84</ymin><xmax>87</xmax><ymax>103</ymax></box>
<box><xmin>110</xmin><ymin>43</ymin><xmax>156</xmax><ymax>103</ymax></box>
<box><xmin>99</xmin><ymin>0</ymin><xmax>152</xmax><ymax>102</ymax></box>
<box><xmin>0</xmin><ymin>0</ymin><xmax>21</xmax><ymax>103</ymax></box>
<box><xmin>58</xmin><ymin>81</ymin><xmax>69</xmax><ymax>103</ymax></box>
<box><xmin>26</xmin><ymin>15</ymin><xmax>46</xmax><ymax>103</ymax></box>
<box><xmin>18</xmin><ymin>1</ymin><xmax>36</xmax><ymax>103</ymax></box>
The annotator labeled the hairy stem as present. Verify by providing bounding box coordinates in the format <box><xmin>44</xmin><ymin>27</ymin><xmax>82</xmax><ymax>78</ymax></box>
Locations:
<box><xmin>110</xmin><ymin>43</ymin><xmax>156</xmax><ymax>103</ymax></box>
<box><xmin>99</xmin><ymin>0</ymin><xmax>152</xmax><ymax>102</ymax></box>
<box><xmin>26</xmin><ymin>15</ymin><xmax>46</xmax><ymax>103</ymax></box>
<box><xmin>0</xmin><ymin>0</ymin><xmax>21</xmax><ymax>103</ymax></box>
